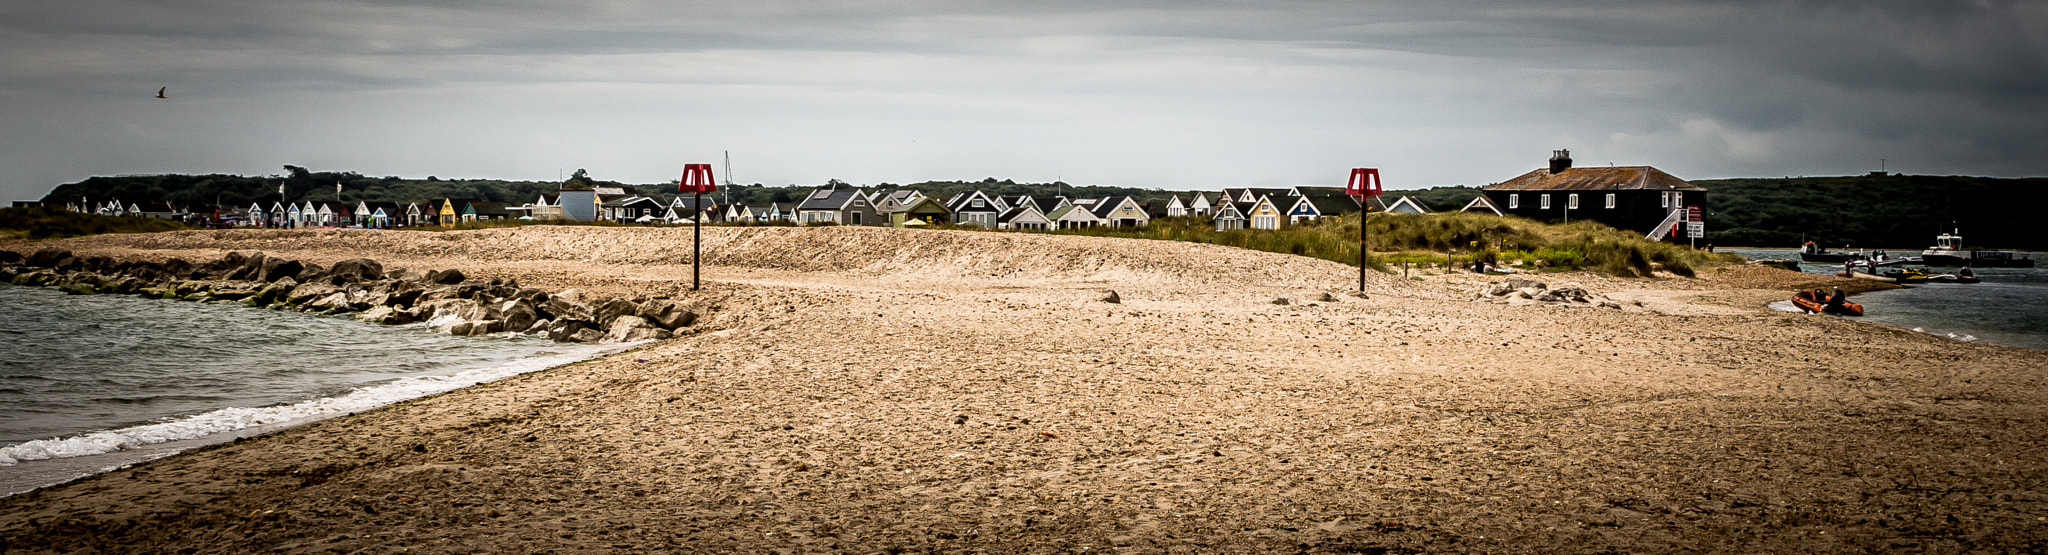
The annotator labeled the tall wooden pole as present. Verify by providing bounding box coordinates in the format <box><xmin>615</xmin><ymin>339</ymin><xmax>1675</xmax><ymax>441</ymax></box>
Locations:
<box><xmin>1358</xmin><ymin>210</ymin><xmax>1367</xmax><ymax>293</ymax></box>
<box><xmin>693</xmin><ymin>190</ymin><xmax>702</xmax><ymax>291</ymax></box>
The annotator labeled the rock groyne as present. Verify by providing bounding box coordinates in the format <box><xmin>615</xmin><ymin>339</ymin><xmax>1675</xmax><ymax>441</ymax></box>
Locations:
<box><xmin>0</xmin><ymin>247</ymin><xmax>699</xmax><ymax>343</ymax></box>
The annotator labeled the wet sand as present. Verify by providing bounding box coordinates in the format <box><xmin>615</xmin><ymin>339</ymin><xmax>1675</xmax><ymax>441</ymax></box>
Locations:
<box><xmin>2</xmin><ymin>226</ymin><xmax>2045</xmax><ymax>553</ymax></box>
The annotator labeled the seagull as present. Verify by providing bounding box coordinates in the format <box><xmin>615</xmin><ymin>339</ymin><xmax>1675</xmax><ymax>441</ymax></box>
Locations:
<box><xmin>156</xmin><ymin>86</ymin><xmax>166</xmax><ymax>99</ymax></box>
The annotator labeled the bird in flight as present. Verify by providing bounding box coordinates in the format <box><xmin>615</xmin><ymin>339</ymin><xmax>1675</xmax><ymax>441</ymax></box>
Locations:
<box><xmin>156</xmin><ymin>86</ymin><xmax>166</xmax><ymax>99</ymax></box>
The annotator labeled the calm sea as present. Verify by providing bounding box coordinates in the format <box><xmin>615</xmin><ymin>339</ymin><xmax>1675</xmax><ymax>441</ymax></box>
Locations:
<box><xmin>1724</xmin><ymin>247</ymin><xmax>2048</xmax><ymax>351</ymax></box>
<box><xmin>0</xmin><ymin>284</ymin><xmax>622</xmax><ymax>496</ymax></box>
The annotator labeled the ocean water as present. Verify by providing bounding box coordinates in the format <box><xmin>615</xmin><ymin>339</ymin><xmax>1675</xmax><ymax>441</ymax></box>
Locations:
<box><xmin>1726</xmin><ymin>248</ymin><xmax>2048</xmax><ymax>351</ymax></box>
<box><xmin>0</xmin><ymin>283</ymin><xmax>623</xmax><ymax>495</ymax></box>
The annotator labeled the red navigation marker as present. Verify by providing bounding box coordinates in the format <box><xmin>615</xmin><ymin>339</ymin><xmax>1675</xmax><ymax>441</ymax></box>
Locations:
<box><xmin>680</xmin><ymin>164</ymin><xmax>718</xmax><ymax>194</ymax></box>
<box><xmin>1346</xmin><ymin>168</ymin><xmax>1382</xmax><ymax>200</ymax></box>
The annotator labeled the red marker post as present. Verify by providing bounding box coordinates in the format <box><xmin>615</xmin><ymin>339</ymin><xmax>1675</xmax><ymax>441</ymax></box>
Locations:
<box><xmin>680</xmin><ymin>164</ymin><xmax>718</xmax><ymax>290</ymax></box>
<box><xmin>1346</xmin><ymin>168</ymin><xmax>1383</xmax><ymax>293</ymax></box>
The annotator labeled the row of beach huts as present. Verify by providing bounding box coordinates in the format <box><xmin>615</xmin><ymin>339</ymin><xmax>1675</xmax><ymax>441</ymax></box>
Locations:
<box><xmin>49</xmin><ymin>151</ymin><xmax>1709</xmax><ymax>239</ymax></box>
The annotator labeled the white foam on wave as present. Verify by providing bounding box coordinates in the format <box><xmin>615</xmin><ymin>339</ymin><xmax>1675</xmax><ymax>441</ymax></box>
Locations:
<box><xmin>0</xmin><ymin>343</ymin><xmax>628</xmax><ymax>466</ymax></box>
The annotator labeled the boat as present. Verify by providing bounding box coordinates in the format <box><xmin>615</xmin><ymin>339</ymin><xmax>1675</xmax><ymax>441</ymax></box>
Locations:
<box><xmin>1793</xmin><ymin>289</ymin><xmax>1863</xmax><ymax>316</ymax></box>
<box><xmin>1798</xmin><ymin>241</ymin><xmax>1864</xmax><ymax>263</ymax></box>
<box><xmin>1838</xmin><ymin>269</ymin><xmax>1898</xmax><ymax>284</ymax></box>
<box><xmin>1919</xmin><ymin>231</ymin><xmax>2035</xmax><ymax>268</ymax></box>
<box><xmin>1879</xmin><ymin>267</ymin><xmax>1930</xmax><ymax>284</ymax></box>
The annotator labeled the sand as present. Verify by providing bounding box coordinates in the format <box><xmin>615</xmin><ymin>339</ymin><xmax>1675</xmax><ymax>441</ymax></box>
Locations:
<box><xmin>2</xmin><ymin>226</ymin><xmax>2045</xmax><ymax>553</ymax></box>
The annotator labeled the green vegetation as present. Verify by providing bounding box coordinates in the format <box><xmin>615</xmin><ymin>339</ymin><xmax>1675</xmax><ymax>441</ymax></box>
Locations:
<box><xmin>1698</xmin><ymin>174</ymin><xmax>2047</xmax><ymax>250</ymax></box>
<box><xmin>1040</xmin><ymin>212</ymin><xmax>1740</xmax><ymax>277</ymax></box>
<box><xmin>0</xmin><ymin>205</ymin><xmax>189</xmax><ymax>239</ymax></box>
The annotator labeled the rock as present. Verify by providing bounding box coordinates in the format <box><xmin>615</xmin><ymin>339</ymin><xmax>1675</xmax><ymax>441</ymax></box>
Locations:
<box><xmin>356</xmin><ymin>305</ymin><xmax>397</xmax><ymax>323</ymax></box>
<box><xmin>1318</xmin><ymin>292</ymin><xmax>1340</xmax><ymax>303</ymax></box>
<box><xmin>257</xmin><ymin>257</ymin><xmax>303</xmax><ymax>283</ymax></box>
<box><xmin>547</xmin><ymin>320</ymin><xmax>592</xmax><ymax>342</ymax></box>
<box><xmin>307</xmin><ymin>292</ymin><xmax>355</xmax><ymax>312</ymax></box>
<box><xmin>327</xmin><ymin>259</ymin><xmax>385</xmax><ymax>284</ymax></box>
<box><xmin>567</xmin><ymin>328</ymin><xmax>605</xmax><ymax>343</ymax></box>
<box><xmin>287</xmin><ymin>282</ymin><xmax>342</xmax><ymax>306</ymax></box>
<box><xmin>0</xmin><ymin>250</ymin><xmax>23</xmax><ymax>265</ymax></box>
<box><xmin>1100</xmin><ymin>290</ymin><xmax>1121</xmax><ymax>304</ymax></box>
<box><xmin>499</xmin><ymin>299</ymin><xmax>539</xmax><ymax>334</ymax></box>
<box><xmin>591</xmin><ymin>298</ymin><xmax>640</xmax><ymax>327</ymax></box>
<box><xmin>1272</xmin><ymin>297</ymin><xmax>1291</xmax><ymax>305</ymax></box>
<box><xmin>426</xmin><ymin>268</ymin><xmax>466</xmax><ymax>285</ymax></box>
<box><xmin>251</xmin><ymin>277</ymin><xmax>298</xmax><ymax>306</ymax></box>
<box><xmin>543</xmin><ymin>296</ymin><xmax>592</xmax><ymax>322</ymax></box>
<box><xmin>513</xmin><ymin>288</ymin><xmax>550</xmax><ymax>303</ymax></box>
<box><xmin>601</xmin><ymin>316</ymin><xmax>662</xmax><ymax>343</ymax></box>
<box><xmin>638</xmin><ymin>300</ymin><xmax>697</xmax><ymax>330</ymax></box>
<box><xmin>387</xmin><ymin>267</ymin><xmax>425</xmax><ymax>281</ymax></box>
<box><xmin>241</xmin><ymin>252</ymin><xmax>268</xmax><ymax>273</ymax></box>
<box><xmin>58</xmin><ymin>282</ymin><xmax>96</xmax><ymax>295</ymax></box>
<box><xmin>522</xmin><ymin>318</ymin><xmax>552</xmax><ymax>335</ymax></box>
<box><xmin>12</xmin><ymin>269</ymin><xmax>57</xmax><ymax>286</ymax></box>
<box><xmin>27</xmin><ymin>248</ymin><xmax>72</xmax><ymax>268</ymax></box>
<box><xmin>1537</xmin><ymin>287</ymin><xmax>1595</xmax><ymax>303</ymax></box>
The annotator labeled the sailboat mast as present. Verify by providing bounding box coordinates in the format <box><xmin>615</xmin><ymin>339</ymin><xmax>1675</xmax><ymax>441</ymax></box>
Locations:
<box><xmin>723</xmin><ymin>151</ymin><xmax>732</xmax><ymax>205</ymax></box>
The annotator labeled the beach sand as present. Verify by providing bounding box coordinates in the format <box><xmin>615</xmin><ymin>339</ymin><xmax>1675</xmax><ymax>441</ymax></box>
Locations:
<box><xmin>2</xmin><ymin>226</ymin><xmax>2045</xmax><ymax>553</ymax></box>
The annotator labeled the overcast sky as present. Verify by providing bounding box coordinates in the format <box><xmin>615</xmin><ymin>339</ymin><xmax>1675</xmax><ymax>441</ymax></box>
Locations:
<box><xmin>3</xmin><ymin>1</ymin><xmax>2044</xmax><ymax>201</ymax></box>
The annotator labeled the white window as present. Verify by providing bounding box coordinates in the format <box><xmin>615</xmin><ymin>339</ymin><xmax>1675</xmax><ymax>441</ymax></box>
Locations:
<box><xmin>1605</xmin><ymin>193</ymin><xmax>1616</xmax><ymax>209</ymax></box>
<box><xmin>1567</xmin><ymin>194</ymin><xmax>1579</xmax><ymax>210</ymax></box>
<box><xmin>1508</xmin><ymin>194</ymin><xmax>1519</xmax><ymax>209</ymax></box>
<box><xmin>1540</xmin><ymin>194</ymin><xmax>1551</xmax><ymax>209</ymax></box>
<box><xmin>1252</xmin><ymin>215</ymin><xmax>1279</xmax><ymax>230</ymax></box>
<box><xmin>972</xmin><ymin>199</ymin><xmax>985</xmax><ymax>208</ymax></box>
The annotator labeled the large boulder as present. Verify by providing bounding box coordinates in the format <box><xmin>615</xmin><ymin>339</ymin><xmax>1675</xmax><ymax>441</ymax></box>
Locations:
<box><xmin>327</xmin><ymin>258</ymin><xmax>384</xmax><ymax>284</ymax></box>
<box><xmin>26</xmin><ymin>248</ymin><xmax>71</xmax><ymax>268</ymax></box>
<box><xmin>0</xmin><ymin>250</ymin><xmax>24</xmax><ymax>265</ymax></box>
<box><xmin>546</xmin><ymin>320</ymin><xmax>592</xmax><ymax>343</ymax></box>
<box><xmin>637</xmin><ymin>300</ymin><xmax>698</xmax><ymax>330</ymax></box>
<box><xmin>286</xmin><ymin>282</ymin><xmax>342</xmax><ymax>306</ymax></box>
<box><xmin>602</xmin><ymin>316</ymin><xmax>670</xmax><ymax>343</ymax></box>
<box><xmin>543</xmin><ymin>296</ymin><xmax>592</xmax><ymax>322</ymax></box>
<box><xmin>257</xmin><ymin>257</ymin><xmax>303</xmax><ymax>282</ymax></box>
<box><xmin>426</xmin><ymin>268</ymin><xmax>466</xmax><ymax>285</ymax></box>
<box><xmin>498</xmin><ymin>299</ymin><xmax>539</xmax><ymax>334</ymax></box>
<box><xmin>250</xmin><ymin>277</ymin><xmax>298</xmax><ymax>306</ymax></box>
<box><xmin>591</xmin><ymin>298</ymin><xmax>640</xmax><ymax>328</ymax></box>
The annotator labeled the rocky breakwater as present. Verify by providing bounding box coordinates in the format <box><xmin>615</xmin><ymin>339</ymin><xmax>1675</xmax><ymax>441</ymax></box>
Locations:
<box><xmin>0</xmin><ymin>248</ymin><xmax>701</xmax><ymax>344</ymax></box>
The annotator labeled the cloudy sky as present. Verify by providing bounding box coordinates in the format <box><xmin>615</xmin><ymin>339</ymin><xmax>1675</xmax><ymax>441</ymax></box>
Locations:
<box><xmin>2</xmin><ymin>1</ymin><xmax>2043</xmax><ymax>200</ymax></box>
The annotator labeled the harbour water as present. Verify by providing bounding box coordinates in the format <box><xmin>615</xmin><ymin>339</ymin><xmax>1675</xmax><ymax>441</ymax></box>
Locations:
<box><xmin>1725</xmin><ymin>247</ymin><xmax>2048</xmax><ymax>351</ymax></box>
<box><xmin>0</xmin><ymin>283</ymin><xmax>622</xmax><ymax>496</ymax></box>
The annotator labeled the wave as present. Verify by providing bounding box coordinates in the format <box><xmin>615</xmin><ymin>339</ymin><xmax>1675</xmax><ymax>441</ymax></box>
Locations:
<box><xmin>0</xmin><ymin>345</ymin><xmax>624</xmax><ymax>466</ymax></box>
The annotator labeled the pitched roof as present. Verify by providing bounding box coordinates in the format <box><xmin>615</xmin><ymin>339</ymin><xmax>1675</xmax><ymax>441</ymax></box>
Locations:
<box><xmin>997</xmin><ymin>204</ymin><xmax>1047</xmax><ymax>223</ymax></box>
<box><xmin>1485</xmin><ymin>166</ymin><xmax>1702</xmax><ymax>192</ymax></box>
<box><xmin>1292</xmin><ymin>190</ymin><xmax>1361</xmax><ymax>216</ymax></box>
<box><xmin>796</xmin><ymin>189</ymin><xmax>865</xmax><ymax>211</ymax></box>
<box><xmin>1384</xmin><ymin>196</ymin><xmax>1431</xmax><ymax>214</ymax></box>
<box><xmin>1460</xmin><ymin>195</ymin><xmax>1503</xmax><ymax>216</ymax></box>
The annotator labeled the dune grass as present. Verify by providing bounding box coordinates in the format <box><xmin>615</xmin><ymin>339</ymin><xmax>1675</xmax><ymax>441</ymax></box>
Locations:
<box><xmin>1044</xmin><ymin>212</ymin><xmax>1743</xmax><ymax>277</ymax></box>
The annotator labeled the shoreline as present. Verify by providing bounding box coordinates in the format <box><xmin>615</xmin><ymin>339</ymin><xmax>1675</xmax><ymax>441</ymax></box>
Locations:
<box><xmin>3</xmin><ymin>227</ymin><xmax>2046</xmax><ymax>552</ymax></box>
<box><xmin>0</xmin><ymin>282</ymin><xmax>640</xmax><ymax>495</ymax></box>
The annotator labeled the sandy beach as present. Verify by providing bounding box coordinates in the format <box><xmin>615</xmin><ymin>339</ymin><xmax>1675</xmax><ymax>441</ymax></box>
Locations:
<box><xmin>2</xmin><ymin>226</ymin><xmax>2045</xmax><ymax>553</ymax></box>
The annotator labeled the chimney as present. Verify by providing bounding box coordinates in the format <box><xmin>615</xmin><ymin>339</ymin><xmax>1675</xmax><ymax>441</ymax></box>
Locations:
<box><xmin>1549</xmin><ymin>149</ymin><xmax>1573</xmax><ymax>174</ymax></box>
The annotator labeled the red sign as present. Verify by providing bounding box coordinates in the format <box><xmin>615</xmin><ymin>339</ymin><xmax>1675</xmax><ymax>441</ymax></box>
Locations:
<box><xmin>1687</xmin><ymin>205</ymin><xmax>1701</xmax><ymax>222</ymax></box>
<box><xmin>1345</xmin><ymin>168</ymin><xmax>1382</xmax><ymax>198</ymax></box>
<box><xmin>680</xmin><ymin>164</ymin><xmax>717</xmax><ymax>194</ymax></box>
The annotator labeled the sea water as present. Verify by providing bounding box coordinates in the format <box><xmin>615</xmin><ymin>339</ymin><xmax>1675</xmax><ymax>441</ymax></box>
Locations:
<box><xmin>1725</xmin><ymin>248</ymin><xmax>2048</xmax><ymax>351</ymax></box>
<box><xmin>0</xmin><ymin>283</ymin><xmax>623</xmax><ymax>495</ymax></box>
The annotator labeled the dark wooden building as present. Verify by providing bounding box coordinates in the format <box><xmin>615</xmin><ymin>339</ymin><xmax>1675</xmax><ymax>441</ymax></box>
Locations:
<box><xmin>1481</xmin><ymin>150</ymin><xmax>1706</xmax><ymax>240</ymax></box>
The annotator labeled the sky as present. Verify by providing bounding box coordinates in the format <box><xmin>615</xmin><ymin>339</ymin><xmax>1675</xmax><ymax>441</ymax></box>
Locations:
<box><xmin>2</xmin><ymin>1</ymin><xmax>2044</xmax><ymax>201</ymax></box>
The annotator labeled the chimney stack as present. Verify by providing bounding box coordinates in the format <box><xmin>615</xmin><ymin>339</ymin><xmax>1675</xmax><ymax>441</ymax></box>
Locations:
<box><xmin>1549</xmin><ymin>149</ymin><xmax>1573</xmax><ymax>174</ymax></box>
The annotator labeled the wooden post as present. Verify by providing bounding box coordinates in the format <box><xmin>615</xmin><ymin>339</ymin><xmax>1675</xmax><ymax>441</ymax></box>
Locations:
<box><xmin>1358</xmin><ymin>211</ymin><xmax>1367</xmax><ymax>292</ymax></box>
<box><xmin>693</xmin><ymin>190</ymin><xmax>702</xmax><ymax>291</ymax></box>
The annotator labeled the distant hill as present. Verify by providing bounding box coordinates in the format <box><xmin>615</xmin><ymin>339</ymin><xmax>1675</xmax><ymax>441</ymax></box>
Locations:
<box><xmin>1696</xmin><ymin>174</ymin><xmax>2047</xmax><ymax>250</ymax></box>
